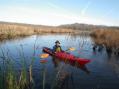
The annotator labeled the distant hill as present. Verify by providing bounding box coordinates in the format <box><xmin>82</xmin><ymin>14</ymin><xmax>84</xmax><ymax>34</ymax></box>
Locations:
<box><xmin>0</xmin><ymin>21</ymin><xmax>119</xmax><ymax>31</ymax></box>
<box><xmin>58</xmin><ymin>23</ymin><xmax>119</xmax><ymax>31</ymax></box>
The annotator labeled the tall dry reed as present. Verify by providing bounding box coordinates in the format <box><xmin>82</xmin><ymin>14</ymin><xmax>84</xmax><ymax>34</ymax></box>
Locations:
<box><xmin>91</xmin><ymin>29</ymin><xmax>119</xmax><ymax>48</ymax></box>
<box><xmin>0</xmin><ymin>23</ymin><xmax>75</xmax><ymax>40</ymax></box>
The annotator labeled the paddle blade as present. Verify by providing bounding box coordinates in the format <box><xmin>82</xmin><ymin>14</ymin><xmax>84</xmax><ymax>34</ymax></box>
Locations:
<box><xmin>68</xmin><ymin>47</ymin><xmax>75</xmax><ymax>51</ymax></box>
<box><xmin>40</xmin><ymin>53</ymin><xmax>49</xmax><ymax>58</ymax></box>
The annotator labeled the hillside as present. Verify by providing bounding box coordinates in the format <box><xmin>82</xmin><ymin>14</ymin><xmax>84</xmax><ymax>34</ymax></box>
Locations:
<box><xmin>58</xmin><ymin>23</ymin><xmax>119</xmax><ymax>31</ymax></box>
<box><xmin>0</xmin><ymin>21</ymin><xmax>119</xmax><ymax>31</ymax></box>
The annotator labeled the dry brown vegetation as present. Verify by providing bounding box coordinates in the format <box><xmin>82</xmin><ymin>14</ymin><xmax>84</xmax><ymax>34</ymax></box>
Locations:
<box><xmin>0</xmin><ymin>22</ymin><xmax>75</xmax><ymax>40</ymax></box>
<box><xmin>91</xmin><ymin>29</ymin><xmax>119</xmax><ymax>48</ymax></box>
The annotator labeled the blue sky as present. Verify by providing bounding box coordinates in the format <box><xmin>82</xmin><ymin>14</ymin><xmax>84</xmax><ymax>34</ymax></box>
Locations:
<box><xmin>0</xmin><ymin>0</ymin><xmax>119</xmax><ymax>26</ymax></box>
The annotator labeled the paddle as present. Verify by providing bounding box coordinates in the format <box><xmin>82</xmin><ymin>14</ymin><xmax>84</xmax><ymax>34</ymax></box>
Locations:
<box><xmin>40</xmin><ymin>53</ymin><xmax>49</xmax><ymax>63</ymax></box>
<box><xmin>40</xmin><ymin>53</ymin><xmax>49</xmax><ymax>89</ymax></box>
<box><xmin>65</xmin><ymin>47</ymin><xmax>76</xmax><ymax>52</ymax></box>
<box><xmin>40</xmin><ymin>47</ymin><xmax>79</xmax><ymax>65</ymax></box>
<box><xmin>39</xmin><ymin>47</ymin><xmax>76</xmax><ymax>64</ymax></box>
<box><xmin>40</xmin><ymin>47</ymin><xmax>76</xmax><ymax>58</ymax></box>
<box><xmin>40</xmin><ymin>53</ymin><xmax>49</xmax><ymax>59</ymax></box>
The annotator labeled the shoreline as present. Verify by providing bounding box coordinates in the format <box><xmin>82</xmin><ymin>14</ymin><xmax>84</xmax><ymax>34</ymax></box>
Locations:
<box><xmin>0</xmin><ymin>23</ymin><xmax>92</xmax><ymax>41</ymax></box>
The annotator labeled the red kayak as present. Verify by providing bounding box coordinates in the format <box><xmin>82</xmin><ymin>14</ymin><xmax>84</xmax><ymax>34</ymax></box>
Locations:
<box><xmin>43</xmin><ymin>47</ymin><xmax>91</xmax><ymax>65</ymax></box>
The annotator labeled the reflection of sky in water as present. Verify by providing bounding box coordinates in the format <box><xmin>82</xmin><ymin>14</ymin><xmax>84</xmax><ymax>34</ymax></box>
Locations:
<box><xmin>0</xmin><ymin>34</ymin><xmax>119</xmax><ymax>89</ymax></box>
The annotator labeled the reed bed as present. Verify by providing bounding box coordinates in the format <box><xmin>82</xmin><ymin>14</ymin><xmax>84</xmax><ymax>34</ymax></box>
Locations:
<box><xmin>0</xmin><ymin>40</ymin><xmax>39</xmax><ymax>89</ymax></box>
<box><xmin>91</xmin><ymin>29</ymin><xmax>119</xmax><ymax>55</ymax></box>
<box><xmin>91</xmin><ymin>29</ymin><xmax>119</xmax><ymax>48</ymax></box>
<box><xmin>0</xmin><ymin>23</ymin><xmax>75</xmax><ymax>40</ymax></box>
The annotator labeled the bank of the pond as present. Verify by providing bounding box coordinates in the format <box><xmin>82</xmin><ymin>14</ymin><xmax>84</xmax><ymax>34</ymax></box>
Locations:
<box><xmin>90</xmin><ymin>29</ymin><xmax>119</xmax><ymax>56</ymax></box>
<box><xmin>0</xmin><ymin>27</ymin><xmax>74</xmax><ymax>41</ymax></box>
<box><xmin>0</xmin><ymin>23</ymin><xmax>73</xmax><ymax>40</ymax></box>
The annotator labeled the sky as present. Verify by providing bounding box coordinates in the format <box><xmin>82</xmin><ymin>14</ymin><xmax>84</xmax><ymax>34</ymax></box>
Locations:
<box><xmin>0</xmin><ymin>0</ymin><xmax>119</xmax><ymax>26</ymax></box>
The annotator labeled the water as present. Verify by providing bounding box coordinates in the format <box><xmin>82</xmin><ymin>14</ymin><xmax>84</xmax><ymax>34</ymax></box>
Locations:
<box><xmin>0</xmin><ymin>34</ymin><xmax>119</xmax><ymax>89</ymax></box>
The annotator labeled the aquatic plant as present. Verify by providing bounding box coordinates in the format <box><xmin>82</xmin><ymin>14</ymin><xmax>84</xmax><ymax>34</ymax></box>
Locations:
<box><xmin>0</xmin><ymin>42</ymin><xmax>37</xmax><ymax>89</ymax></box>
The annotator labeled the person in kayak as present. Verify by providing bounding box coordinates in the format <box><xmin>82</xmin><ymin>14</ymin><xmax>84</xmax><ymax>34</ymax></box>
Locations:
<box><xmin>53</xmin><ymin>40</ymin><xmax>63</xmax><ymax>53</ymax></box>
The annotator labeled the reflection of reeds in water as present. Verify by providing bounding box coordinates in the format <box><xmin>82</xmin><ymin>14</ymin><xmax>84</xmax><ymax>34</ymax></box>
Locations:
<box><xmin>66</xmin><ymin>32</ymin><xmax>90</xmax><ymax>40</ymax></box>
<box><xmin>64</xmin><ymin>32</ymin><xmax>90</xmax><ymax>51</ymax></box>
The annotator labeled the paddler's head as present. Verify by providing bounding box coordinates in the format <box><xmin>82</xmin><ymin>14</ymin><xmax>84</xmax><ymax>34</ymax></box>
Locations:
<box><xmin>55</xmin><ymin>40</ymin><xmax>60</xmax><ymax>46</ymax></box>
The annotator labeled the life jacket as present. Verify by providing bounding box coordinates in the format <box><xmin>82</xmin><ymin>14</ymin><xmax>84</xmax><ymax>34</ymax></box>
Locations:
<box><xmin>53</xmin><ymin>45</ymin><xmax>62</xmax><ymax>52</ymax></box>
<box><xmin>56</xmin><ymin>46</ymin><xmax>61</xmax><ymax>52</ymax></box>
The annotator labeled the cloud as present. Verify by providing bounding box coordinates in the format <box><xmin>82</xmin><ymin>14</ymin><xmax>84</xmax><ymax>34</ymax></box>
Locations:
<box><xmin>0</xmin><ymin>5</ymin><xmax>118</xmax><ymax>26</ymax></box>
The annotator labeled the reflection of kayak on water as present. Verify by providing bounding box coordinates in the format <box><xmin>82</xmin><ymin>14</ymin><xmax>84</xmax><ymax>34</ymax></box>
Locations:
<box><xmin>43</xmin><ymin>47</ymin><xmax>91</xmax><ymax>66</ymax></box>
<box><xmin>52</xmin><ymin>57</ymin><xmax>90</xmax><ymax>74</ymax></box>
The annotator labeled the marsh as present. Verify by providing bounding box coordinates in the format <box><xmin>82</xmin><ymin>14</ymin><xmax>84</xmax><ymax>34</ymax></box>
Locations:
<box><xmin>0</xmin><ymin>34</ymin><xmax>119</xmax><ymax>89</ymax></box>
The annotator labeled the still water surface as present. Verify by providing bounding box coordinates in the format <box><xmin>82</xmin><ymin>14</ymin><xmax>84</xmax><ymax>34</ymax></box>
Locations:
<box><xmin>0</xmin><ymin>34</ymin><xmax>119</xmax><ymax>89</ymax></box>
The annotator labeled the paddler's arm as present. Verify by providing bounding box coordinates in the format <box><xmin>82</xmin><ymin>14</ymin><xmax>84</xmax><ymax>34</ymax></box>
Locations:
<box><xmin>59</xmin><ymin>46</ymin><xmax>68</xmax><ymax>53</ymax></box>
<box><xmin>60</xmin><ymin>46</ymin><xmax>65</xmax><ymax>52</ymax></box>
<box><xmin>52</xmin><ymin>45</ymin><xmax>56</xmax><ymax>52</ymax></box>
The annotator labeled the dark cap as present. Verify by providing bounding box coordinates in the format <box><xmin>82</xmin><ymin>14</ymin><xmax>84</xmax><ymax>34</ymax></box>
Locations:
<box><xmin>55</xmin><ymin>40</ymin><xmax>60</xmax><ymax>44</ymax></box>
